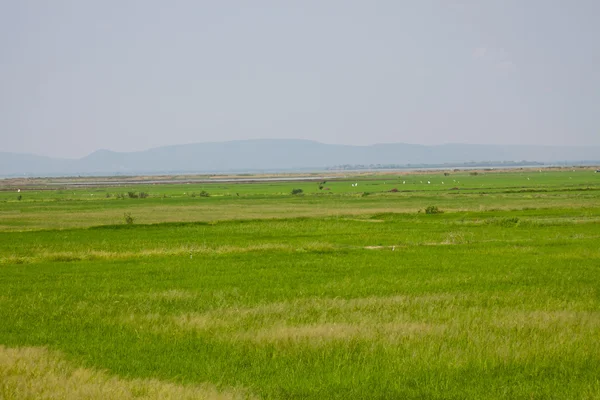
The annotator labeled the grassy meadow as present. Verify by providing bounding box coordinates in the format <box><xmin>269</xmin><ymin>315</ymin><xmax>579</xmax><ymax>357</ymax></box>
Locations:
<box><xmin>1</xmin><ymin>168</ymin><xmax>599</xmax><ymax>399</ymax></box>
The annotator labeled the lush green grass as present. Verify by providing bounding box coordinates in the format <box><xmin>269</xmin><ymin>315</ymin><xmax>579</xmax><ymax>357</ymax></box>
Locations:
<box><xmin>1</xmin><ymin>169</ymin><xmax>600</xmax><ymax>399</ymax></box>
<box><xmin>1</xmin><ymin>169</ymin><xmax>599</xmax><ymax>231</ymax></box>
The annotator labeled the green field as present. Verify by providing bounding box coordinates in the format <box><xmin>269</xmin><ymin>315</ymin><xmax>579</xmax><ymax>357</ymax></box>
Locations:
<box><xmin>1</xmin><ymin>168</ymin><xmax>599</xmax><ymax>399</ymax></box>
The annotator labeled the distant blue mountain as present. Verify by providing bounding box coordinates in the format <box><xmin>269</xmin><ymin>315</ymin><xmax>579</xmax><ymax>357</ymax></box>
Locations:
<box><xmin>1</xmin><ymin>139</ymin><xmax>599</xmax><ymax>177</ymax></box>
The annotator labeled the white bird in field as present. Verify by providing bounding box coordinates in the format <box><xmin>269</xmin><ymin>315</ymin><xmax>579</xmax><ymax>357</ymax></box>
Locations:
<box><xmin>17</xmin><ymin>189</ymin><xmax>20</xmax><ymax>193</ymax></box>
<box><xmin>428</xmin><ymin>181</ymin><xmax>431</xmax><ymax>184</ymax></box>
<box><xmin>403</xmin><ymin>181</ymin><xmax>405</xmax><ymax>184</ymax></box>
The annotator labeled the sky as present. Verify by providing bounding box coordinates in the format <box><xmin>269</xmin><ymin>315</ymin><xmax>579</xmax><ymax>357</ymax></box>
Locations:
<box><xmin>1</xmin><ymin>1</ymin><xmax>599</xmax><ymax>158</ymax></box>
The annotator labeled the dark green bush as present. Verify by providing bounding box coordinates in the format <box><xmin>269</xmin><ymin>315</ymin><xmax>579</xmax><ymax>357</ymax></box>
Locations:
<box><xmin>425</xmin><ymin>205</ymin><xmax>443</xmax><ymax>214</ymax></box>
<box><xmin>123</xmin><ymin>213</ymin><xmax>135</xmax><ymax>225</ymax></box>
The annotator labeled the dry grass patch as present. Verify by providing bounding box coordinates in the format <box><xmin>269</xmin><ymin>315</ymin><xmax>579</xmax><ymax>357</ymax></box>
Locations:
<box><xmin>248</xmin><ymin>321</ymin><xmax>442</xmax><ymax>343</ymax></box>
<box><xmin>492</xmin><ymin>310</ymin><xmax>600</xmax><ymax>331</ymax></box>
<box><xmin>340</xmin><ymin>218</ymin><xmax>385</xmax><ymax>223</ymax></box>
<box><xmin>0</xmin><ymin>346</ymin><xmax>255</xmax><ymax>400</ymax></box>
<box><xmin>0</xmin><ymin>243</ymin><xmax>338</xmax><ymax>265</ymax></box>
<box><xmin>123</xmin><ymin>294</ymin><xmax>457</xmax><ymax>342</ymax></box>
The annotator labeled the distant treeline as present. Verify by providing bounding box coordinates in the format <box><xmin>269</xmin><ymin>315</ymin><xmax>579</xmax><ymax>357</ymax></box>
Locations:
<box><xmin>327</xmin><ymin>160</ymin><xmax>546</xmax><ymax>171</ymax></box>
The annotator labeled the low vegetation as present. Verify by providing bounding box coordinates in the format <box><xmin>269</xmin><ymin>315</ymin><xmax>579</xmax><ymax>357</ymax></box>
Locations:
<box><xmin>424</xmin><ymin>205</ymin><xmax>443</xmax><ymax>214</ymax></box>
<box><xmin>0</xmin><ymin>168</ymin><xmax>599</xmax><ymax>399</ymax></box>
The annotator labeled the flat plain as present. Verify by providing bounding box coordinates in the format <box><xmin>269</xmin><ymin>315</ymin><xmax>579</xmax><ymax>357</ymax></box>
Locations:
<box><xmin>1</xmin><ymin>168</ymin><xmax>599</xmax><ymax>399</ymax></box>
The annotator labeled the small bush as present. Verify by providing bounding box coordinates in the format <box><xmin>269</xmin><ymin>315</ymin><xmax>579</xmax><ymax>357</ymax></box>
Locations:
<box><xmin>425</xmin><ymin>205</ymin><xmax>443</xmax><ymax>214</ymax></box>
<box><xmin>17</xmin><ymin>195</ymin><xmax>22</xmax><ymax>201</ymax></box>
<box><xmin>444</xmin><ymin>172</ymin><xmax>450</xmax><ymax>176</ymax></box>
<box><xmin>470</xmin><ymin>172</ymin><xmax>479</xmax><ymax>176</ymax></box>
<box><xmin>291</xmin><ymin>188</ymin><xmax>304</xmax><ymax>195</ymax></box>
<box><xmin>139</xmin><ymin>192</ymin><xmax>149</xmax><ymax>199</ymax></box>
<box><xmin>123</xmin><ymin>213</ymin><xmax>135</xmax><ymax>225</ymax></box>
<box><xmin>199</xmin><ymin>190</ymin><xmax>210</xmax><ymax>197</ymax></box>
<box><xmin>127</xmin><ymin>191</ymin><xmax>139</xmax><ymax>199</ymax></box>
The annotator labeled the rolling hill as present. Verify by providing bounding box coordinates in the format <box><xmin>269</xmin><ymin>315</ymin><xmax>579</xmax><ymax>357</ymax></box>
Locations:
<box><xmin>1</xmin><ymin>139</ymin><xmax>599</xmax><ymax>177</ymax></box>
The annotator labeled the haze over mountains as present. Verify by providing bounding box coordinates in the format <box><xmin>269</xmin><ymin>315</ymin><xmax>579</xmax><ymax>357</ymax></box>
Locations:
<box><xmin>1</xmin><ymin>139</ymin><xmax>599</xmax><ymax>177</ymax></box>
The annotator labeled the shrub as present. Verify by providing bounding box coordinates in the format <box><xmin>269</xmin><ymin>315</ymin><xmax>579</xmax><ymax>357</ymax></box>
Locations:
<box><xmin>199</xmin><ymin>190</ymin><xmax>210</xmax><ymax>197</ymax></box>
<box><xmin>127</xmin><ymin>191</ymin><xmax>139</xmax><ymax>199</ymax></box>
<box><xmin>425</xmin><ymin>205</ymin><xmax>443</xmax><ymax>214</ymax></box>
<box><xmin>123</xmin><ymin>213</ymin><xmax>135</xmax><ymax>225</ymax></box>
<box><xmin>17</xmin><ymin>195</ymin><xmax>22</xmax><ymax>201</ymax></box>
<box><xmin>291</xmin><ymin>188</ymin><xmax>304</xmax><ymax>195</ymax></box>
<box><xmin>139</xmin><ymin>192</ymin><xmax>149</xmax><ymax>199</ymax></box>
<box><xmin>470</xmin><ymin>172</ymin><xmax>479</xmax><ymax>176</ymax></box>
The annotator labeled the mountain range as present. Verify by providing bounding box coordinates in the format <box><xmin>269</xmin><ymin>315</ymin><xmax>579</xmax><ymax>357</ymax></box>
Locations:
<box><xmin>1</xmin><ymin>139</ymin><xmax>599</xmax><ymax>177</ymax></box>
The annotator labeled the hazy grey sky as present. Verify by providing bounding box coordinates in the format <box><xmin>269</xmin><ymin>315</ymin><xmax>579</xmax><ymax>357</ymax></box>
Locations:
<box><xmin>1</xmin><ymin>1</ymin><xmax>599</xmax><ymax>158</ymax></box>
